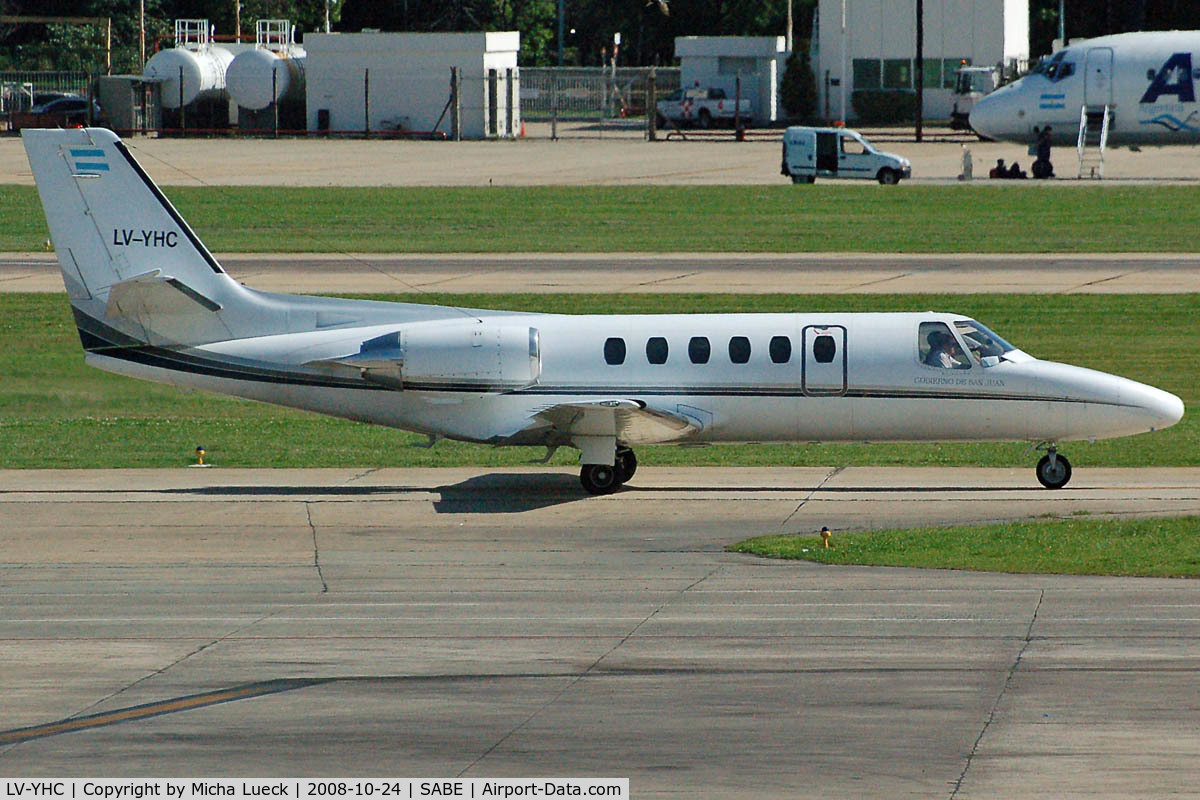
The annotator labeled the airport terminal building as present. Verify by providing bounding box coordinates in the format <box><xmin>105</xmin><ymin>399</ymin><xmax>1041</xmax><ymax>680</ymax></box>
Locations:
<box><xmin>814</xmin><ymin>0</ymin><xmax>1029</xmax><ymax>121</ymax></box>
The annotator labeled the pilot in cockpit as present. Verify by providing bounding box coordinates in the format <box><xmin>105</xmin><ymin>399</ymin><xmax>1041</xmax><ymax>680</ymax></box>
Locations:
<box><xmin>924</xmin><ymin>330</ymin><xmax>970</xmax><ymax>369</ymax></box>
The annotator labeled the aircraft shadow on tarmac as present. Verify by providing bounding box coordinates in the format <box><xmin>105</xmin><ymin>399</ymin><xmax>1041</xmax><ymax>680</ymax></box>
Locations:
<box><xmin>159</xmin><ymin>475</ymin><xmax>1038</xmax><ymax>514</ymax></box>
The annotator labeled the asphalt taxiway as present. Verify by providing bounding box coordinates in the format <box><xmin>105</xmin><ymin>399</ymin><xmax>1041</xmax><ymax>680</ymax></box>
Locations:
<box><xmin>3</xmin><ymin>252</ymin><xmax>1199</xmax><ymax>294</ymax></box>
<box><xmin>2</xmin><ymin>467</ymin><xmax>1198</xmax><ymax>797</ymax></box>
<box><xmin>5</xmin><ymin>133</ymin><xmax>1200</xmax><ymax>185</ymax></box>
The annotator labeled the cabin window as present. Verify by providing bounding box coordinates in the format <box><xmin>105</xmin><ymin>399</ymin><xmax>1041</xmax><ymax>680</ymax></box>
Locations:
<box><xmin>769</xmin><ymin>336</ymin><xmax>792</xmax><ymax>364</ymax></box>
<box><xmin>646</xmin><ymin>337</ymin><xmax>668</xmax><ymax>365</ymax></box>
<box><xmin>604</xmin><ymin>337</ymin><xmax>626</xmax><ymax>365</ymax></box>
<box><xmin>918</xmin><ymin>322</ymin><xmax>970</xmax><ymax>369</ymax></box>
<box><xmin>729</xmin><ymin>336</ymin><xmax>751</xmax><ymax>364</ymax></box>
<box><xmin>812</xmin><ymin>335</ymin><xmax>836</xmax><ymax>364</ymax></box>
<box><xmin>689</xmin><ymin>336</ymin><xmax>711</xmax><ymax>364</ymax></box>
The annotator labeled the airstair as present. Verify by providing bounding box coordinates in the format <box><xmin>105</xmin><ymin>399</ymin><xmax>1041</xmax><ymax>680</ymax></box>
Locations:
<box><xmin>1077</xmin><ymin>105</ymin><xmax>1110</xmax><ymax>179</ymax></box>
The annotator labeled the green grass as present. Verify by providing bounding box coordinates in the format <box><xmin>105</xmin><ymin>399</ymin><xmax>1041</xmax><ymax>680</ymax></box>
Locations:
<box><xmin>3</xmin><ymin>184</ymin><xmax>1200</xmax><ymax>253</ymax></box>
<box><xmin>0</xmin><ymin>292</ymin><xmax>1195</xmax><ymax>469</ymax></box>
<box><xmin>729</xmin><ymin>517</ymin><xmax>1200</xmax><ymax>577</ymax></box>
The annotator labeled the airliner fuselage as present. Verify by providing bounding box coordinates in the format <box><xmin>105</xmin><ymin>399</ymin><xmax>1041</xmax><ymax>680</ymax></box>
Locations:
<box><xmin>971</xmin><ymin>31</ymin><xmax>1200</xmax><ymax>146</ymax></box>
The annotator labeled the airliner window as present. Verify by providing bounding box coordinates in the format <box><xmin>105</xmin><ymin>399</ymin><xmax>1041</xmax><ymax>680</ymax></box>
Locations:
<box><xmin>604</xmin><ymin>337</ymin><xmax>626</xmax><ymax>365</ymax></box>
<box><xmin>729</xmin><ymin>336</ymin><xmax>751</xmax><ymax>364</ymax></box>
<box><xmin>812</xmin><ymin>335</ymin><xmax>836</xmax><ymax>363</ymax></box>
<box><xmin>1045</xmin><ymin>61</ymin><xmax>1074</xmax><ymax>81</ymax></box>
<box><xmin>954</xmin><ymin>320</ymin><xmax>1014</xmax><ymax>363</ymax></box>
<box><xmin>769</xmin><ymin>335</ymin><xmax>792</xmax><ymax>364</ymax></box>
<box><xmin>918</xmin><ymin>321</ymin><xmax>970</xmax><ymax>369</ymax></box>
<box><xmin>646</xmin><ymin>336</ymin><xmax>668</xmax><ymax>365</ymax></box>
<box><xmin>689</xmin><ymin>336</ymin><xmax>711</xmax><ymax>364</ymax></box>
<box><xmin>1032</xmin><ymin>51</ymin><xmax>1066</xmax><ymax>77</ymax></box>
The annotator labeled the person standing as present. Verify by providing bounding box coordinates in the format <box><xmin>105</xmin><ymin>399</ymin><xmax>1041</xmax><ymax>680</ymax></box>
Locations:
<box><xmin>1033</xmin><ymin>125</ymin><xmax>1054</xmax><ymax>179</ymax></box>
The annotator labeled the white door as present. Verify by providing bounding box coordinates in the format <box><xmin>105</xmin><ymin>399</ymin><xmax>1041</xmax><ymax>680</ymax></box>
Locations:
<box><xmin>1085</xmin><ymin>47</ymin><xmax>1114</xmax><ymax>106</ymax></box>
<box><xmin>802</xmin><ymin>325</ymin><xmax>847</xmax><ymax>396</ymax></box>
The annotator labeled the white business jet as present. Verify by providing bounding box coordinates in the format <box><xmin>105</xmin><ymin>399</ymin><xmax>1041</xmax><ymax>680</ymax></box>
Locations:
<box><xmin>970</xmin><ymin>30</ymin><xmax>1200</xmax><ymax>146</ymax></box>
<box><xmin>24</xmin><ymin>128</ymin><xmax>1184</xmax><ymax>493</ymax></box>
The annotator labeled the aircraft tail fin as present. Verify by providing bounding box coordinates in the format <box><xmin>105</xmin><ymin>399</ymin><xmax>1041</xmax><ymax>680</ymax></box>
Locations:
<box><xmin>22</xmin><ymin>127</ymin><xmax>277</xmax><ymax>348</ymax></box>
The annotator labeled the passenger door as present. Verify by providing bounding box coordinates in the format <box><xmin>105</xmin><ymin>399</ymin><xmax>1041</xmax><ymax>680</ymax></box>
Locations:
<box><xmin>802</xmin><ymin>325</ymin><xmax>847</xmax><ymax>396</ymax></box>
<box><xmin>1085</xmin><ymin>47</ymin><xmax>1114</xmax><ymax>106</ymax></box>
<box><xmin>816</xmin><ymin>132</ymin><xmax>839</xmax><ymax>173</ymax></box>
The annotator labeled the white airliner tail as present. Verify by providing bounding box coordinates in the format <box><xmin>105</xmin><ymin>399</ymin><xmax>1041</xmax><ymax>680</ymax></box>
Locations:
<box><xmin>23</xmin><ymin>127</ymin><xmax>240</xmax><ymax>309</ymax></box>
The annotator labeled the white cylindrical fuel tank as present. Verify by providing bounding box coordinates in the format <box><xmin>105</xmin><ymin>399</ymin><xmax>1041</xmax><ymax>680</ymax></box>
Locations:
<box><xmin>144</xmin><ymin>46</ymin><xmax>235</xmax><ymax>108</ymax></box>
<box><xmin>226</xmin><ymin>48</ymin><xmax>306</xmax><ymax>110</ymax></box>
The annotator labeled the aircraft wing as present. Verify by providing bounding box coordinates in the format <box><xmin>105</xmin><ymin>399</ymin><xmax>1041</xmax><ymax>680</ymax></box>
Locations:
<box><xmin>531</xmin><ymin>399</ymin><xmax>700</xmax><ymax>445</ymax></box>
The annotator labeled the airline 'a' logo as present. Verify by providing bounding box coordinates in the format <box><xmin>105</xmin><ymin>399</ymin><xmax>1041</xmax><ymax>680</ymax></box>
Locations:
<box><xmin>1141</xmin><ymin>52</ymin><xmax>1197</xmax><ymax>103</ymax></box>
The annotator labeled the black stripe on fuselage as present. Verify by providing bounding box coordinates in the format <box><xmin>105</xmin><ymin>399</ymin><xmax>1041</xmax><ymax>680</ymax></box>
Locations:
<box><xmin>112</xmin><ymin>141</ymin><xmax>224</xmax><ymax>275</ymax></box>
<box><xmin>76</xmin><ymin>309</ymin><xmax>383</xmax><ymax>391</ymax></box>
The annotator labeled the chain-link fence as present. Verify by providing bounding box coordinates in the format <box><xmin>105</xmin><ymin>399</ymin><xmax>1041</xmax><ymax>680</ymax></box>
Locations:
<box><xmin>520</xmin><ymin>67</ymin><xmax>680</xmax><ymax>135</ymax></box>
<box><xmin>1</xmin><ymin>71</ymin><xmax>91</xmax><ymax>112</ymax></box>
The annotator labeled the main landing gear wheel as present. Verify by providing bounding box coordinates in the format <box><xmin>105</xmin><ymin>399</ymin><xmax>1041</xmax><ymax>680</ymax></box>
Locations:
<box><xmin>1036</xmin><ymin>452</ymin><xmax>1073</xmax><ymax>489</ymax></box>
<box><xmin>616</xmin><ymin>447</ymin><xmax>638</xmax><ymax>483</ymax></box>
<box><xmin>580</xmin><ymin>463</ymin><xmax>620</xmax><ymax>495</ymax></box>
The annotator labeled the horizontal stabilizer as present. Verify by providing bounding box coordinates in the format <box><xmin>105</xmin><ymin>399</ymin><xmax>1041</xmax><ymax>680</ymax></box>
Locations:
<box><xmin>105</xmin><ymin>272</ymin><xmax>223</xmax><ymax>320</ymax></box>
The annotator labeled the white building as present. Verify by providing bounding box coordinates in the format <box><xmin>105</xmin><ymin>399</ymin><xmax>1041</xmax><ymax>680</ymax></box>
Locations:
<box><xmin>815</xmin><ymin>0</ymin><xmax>1028</xmax><ymax>121</ymax></box>
<box><xmin>304</xmin><ymin>31</ymin><xmax>520</xmax><ymax>138</ymax></box>
<box><xmin>675</xmin><ymin>36</ymin><xmax>788</xmax><ymax>125</ymax></box>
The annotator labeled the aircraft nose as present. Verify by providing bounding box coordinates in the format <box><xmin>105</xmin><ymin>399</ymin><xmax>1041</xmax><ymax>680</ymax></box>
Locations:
<box><xmin>1131</xmin><ymin>383</ymin><xmax>1185</xmax><ymax>432</ymax></box>
<box><xmin>968</xmin><ymin>93</ymin><xmax>1004</xmax><ymax>139</ymax></box>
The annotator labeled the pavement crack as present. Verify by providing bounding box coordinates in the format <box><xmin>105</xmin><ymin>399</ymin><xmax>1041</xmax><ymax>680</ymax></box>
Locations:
<box><xmin>1061</xmin><ymin>269</ymin><xmax>1144</xmax><ymax>293</ymax></box>
<box><xmin>345</xmin><ymin>467</ymin><xmax>382</xmax><ymax>485</ymax></box>
<box><xmin>845</xmin><ymin>272</ymin><xmax>912</xmax><ymax>290</ymax></box>
<box><xmin>781</xmin><ymin>466</ymin><xmax>845</xmax><ymax>528</ymax></box>
<box><xmin>949</xmin><ymin>588</ymin><xmax>1044</xmax><ymax>800</ymax></box>
<box><xmin>457</xmin><ymin>566</ymin><xmax>723</xmax><ymax>778</ymax></box>
<box><xmin>306</xmin><ymin>502</ymin><xmax>329</xmax><ymax>593</ymax></box>
<box><xmin>627</xmin><ymin>271</ymin><xmax>700</xmax><ymax>289</ymax></box>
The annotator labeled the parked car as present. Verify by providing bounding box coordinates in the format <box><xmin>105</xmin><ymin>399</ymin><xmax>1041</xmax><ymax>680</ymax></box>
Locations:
<box><xmin>655</xmin><ymin>87</ymin><xmax>751</xmax><ymax>129</ymax></box>
<box><xmin>9</xmin><ymin>96</ymin><xmax>102</xmax><ymax>132</ymax></box>
<box><xmin>781</xmin><ymin>126</ymin><xmax>912</xmax><ymax>184</ymax></box>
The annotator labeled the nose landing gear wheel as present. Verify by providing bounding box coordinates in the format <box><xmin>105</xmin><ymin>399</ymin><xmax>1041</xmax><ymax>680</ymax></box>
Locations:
<box><xmin>580</xmin><ymin>463</ymin><xmax>620</xmax><ymax>495</ymax></box>
<box><xmin>1036</xmin><ymin>452</ymin><xmax>1072</xmax><ymax>489</ymax></box>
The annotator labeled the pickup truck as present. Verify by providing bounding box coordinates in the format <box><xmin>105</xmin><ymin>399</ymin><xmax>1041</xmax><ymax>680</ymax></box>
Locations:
<box><xmin>655</xmin><ymin>87</ymin><xmax>751</xmax><ymax>129</ymax></box>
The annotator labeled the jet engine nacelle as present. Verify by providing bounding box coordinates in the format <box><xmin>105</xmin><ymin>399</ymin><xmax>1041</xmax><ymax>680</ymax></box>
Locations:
<box><xmin>345</xmin><ymin>321</ymin><xmax>541</xmax><ymax>391</ymax></box>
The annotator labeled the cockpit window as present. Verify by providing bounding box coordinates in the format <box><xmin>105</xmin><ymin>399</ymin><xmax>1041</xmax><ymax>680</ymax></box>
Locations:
<box><xmin>1031</xmin><ymin>51</ymin><xmax>1074</xmax><ymax>81</ymax></box>
<box><xmin>954</xmin><ymin>320</ymin><xmax>1014</xmax><ymax>364</ymax></box>
<box><xmin>919</xmin><ymin>321</ymin><xmax>970</xmax><ymax>369</ymax></box>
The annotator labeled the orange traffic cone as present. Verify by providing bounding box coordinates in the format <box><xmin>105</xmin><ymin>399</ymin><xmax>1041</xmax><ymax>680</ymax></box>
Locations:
<box><xmin>519</xmin><ymin>120</ymin><xmax>526</xmax><ymax>138</ymax></box>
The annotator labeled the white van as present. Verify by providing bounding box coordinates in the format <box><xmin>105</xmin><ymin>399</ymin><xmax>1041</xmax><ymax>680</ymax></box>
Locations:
<box><xmin>781</xmin><ymin>126</ymin><xmax>912</xmax><ymax>184</ymax></box>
